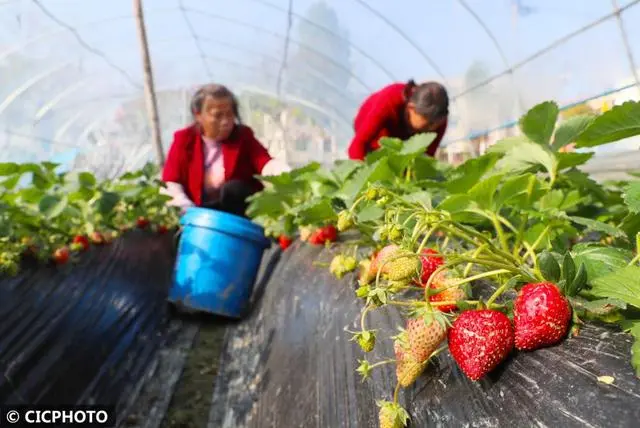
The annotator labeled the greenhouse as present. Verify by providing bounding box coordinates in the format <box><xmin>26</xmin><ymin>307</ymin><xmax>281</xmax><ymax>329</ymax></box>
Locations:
<box><xmin>1</xmin><ymin>1</ymin><xmax>640</xmax><ymax>427</ymax></box>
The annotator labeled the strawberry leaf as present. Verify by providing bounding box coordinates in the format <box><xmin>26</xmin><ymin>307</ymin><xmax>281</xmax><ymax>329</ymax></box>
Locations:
<box><xmin>467</xmin><ymin>174</ymin><xmax>504</xmax><ymax>211</ymax></box>
<box><xmin>38</xmin><ymin>195</ymin><xmax>68</xmax><ymax>219</ymax></box>
<box><xmin>619</xmin><ymin>320</ymin><xmax>640</xmax><ymax>377</ymax></box>
<box><xmin>539</xmin><ymin>251</ymin><xmax>561</xmax><ymax>282</ymax></box>
<box><xmin>400</xmin><ymin>132</ymin><xmax>437</xmax><ymax>155</ymax></box>
<box><xmin>356</xmin><ymin>204</ymin><xmax>385</xmax><ymax>223</ymax></box>
<box><xmin>623</xmin><ymin>182</ymin><xmax>640</xmax><ymax>214</ymax></box>
<box><xmin>519</xmin><ymin>101</ymin><xmax>559</xmax><ymax>146</ymax></box>
<box><xmin>575</xmin><ymin>100</ymin><xmax>640</xmax><ymax>147</ymax></box>
<box><xmin>338</xmin><ymin>158</ymin><xmax>394</xmax><ymax>202</ymax></box>
<box><xmin>570</xmin><ymin>244</ymin><xmax>632</xmax><ymax>281</ymax></box>
<box><xmin>445</xmin><ymin>152</ymin><xmax>501</xmax><ymax>193</ymax></box>
<box><xmin>556</xmin><ymin>152</ymin><xmax>594</xmax><ymax>171</ymax></box>
<box><xmin>551</xmin><ymin>114</ymin><xmax>595</xmax><ymax>151</ymax></box>
<box><xmin>0</xmin><ymin>162</ymin><xmax>20</xmax><ymax>176</ymax></box>
<box><xmin>489</xmin><ymin>137</ymin><xmax>558</xmax><ymax>182</ymax></box>
<box><xmin>568</xmin><ymin>216</ymin><xmax>626</xmax><ymax>238</ymax></box>
<box><xmin>568</xmin><ymin>296</ymin><xmax>627</xmax><ymax>315</ymax></box>
<box><xmin>590</xmin><ymin>265</ymin><xmax>640</xmax><ymax>309</ymax></box>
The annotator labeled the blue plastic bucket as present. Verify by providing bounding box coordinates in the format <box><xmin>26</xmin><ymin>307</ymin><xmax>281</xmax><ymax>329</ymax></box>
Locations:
<box><xmin>168</xmin><ymin>207</ymin><xmax>271</xmax><ymax>318</ymax></box>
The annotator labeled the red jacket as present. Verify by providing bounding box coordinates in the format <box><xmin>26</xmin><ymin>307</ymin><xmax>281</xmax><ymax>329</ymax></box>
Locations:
<box><xmin>162</xmin><ymin>124</ymin><xmax>272</xmax><ymax>206</ymax></box>
<box><xmin>347</xmin><ymin>82</ymin><xmax>447</xmax><ymax>160</ymax></box>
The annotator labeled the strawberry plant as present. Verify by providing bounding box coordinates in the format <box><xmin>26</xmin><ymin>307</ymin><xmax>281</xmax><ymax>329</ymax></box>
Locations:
<box><xmin>247</xmin><ymin>100</ymin><xmax>640</xmax><ymax>427</ymax></box>
<box><xmin>0</xmin><ymin>161</ymin><xmax>179</xmax><ymax>274</ymax></box>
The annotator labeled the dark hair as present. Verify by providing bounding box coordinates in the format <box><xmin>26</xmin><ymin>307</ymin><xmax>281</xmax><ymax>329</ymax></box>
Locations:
<box><xmin>190</xmin><ymin>84</ymin><xmax>242</xmax><ymax>124</ymax></box>
<box><xmin>404</xmin><ymin>80</ymin><xmax>449</xmax><ymax>120</ymax></box>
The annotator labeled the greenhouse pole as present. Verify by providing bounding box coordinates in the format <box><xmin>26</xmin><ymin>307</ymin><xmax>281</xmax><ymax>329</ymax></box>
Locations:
<box><xmin>133</xmin><ymin>0</ymin><xmax>165</xmax><ymax>165</ymax></box>
<box><xmin>611</xmin><ymin>0</ymin><xmax>640</xmax><ymax>98</ymax></box>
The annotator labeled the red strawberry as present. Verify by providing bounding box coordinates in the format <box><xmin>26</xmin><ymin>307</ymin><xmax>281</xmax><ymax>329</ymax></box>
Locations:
<box><xmin>278</xmin><ymin>235</ymin><xmax>293</xmax><ymax>250</ymax></box>
<box><xmin>513</xmin><ymin>282</ymin><xmax>572</xmax><ymax>351</ymax></box>
<box><xmin>416</xmin><ymin>248</ymin><xmax>444</xmax><ymax>287</ymax></box>
<box><xmin>405</xmin><ymin>314</ymin><xmax>447</xmax><ymax>362</ymax></box>
<box><xmin>157</xmin><ymin>225</ymin><xmax>169</xmax><ymax>234</ymax></box>
<box><xmin>308</xmin><ymin>225</ymin><xmax>338</xmax><ymax>246</ymax></box>
<box><xmin>426</xmin><ymin>270</ymin><xmax>466</xmax><ymax>313</ymax></box>
<box><xmin>136</xmin><ymin>217</ymin><xmax>149</xmax><ymax>229</ymax></box>
<box><xmin>53</xmin><ymin>247</ymin><xmax>70</xmax><ymax>265</ymax></box>
<box><xmin>448</xmin><ymin>309</ymin><xmax>514</xmax><ymax>381</ymax></box>
<box><xmin>72</xmin><ymin>235</ymin><xmax>90</xmax><ymax>251</ymax></box>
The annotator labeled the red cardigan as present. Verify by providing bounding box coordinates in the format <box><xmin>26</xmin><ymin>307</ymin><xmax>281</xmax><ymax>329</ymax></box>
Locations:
<box><xmin>162</xmin><ymin>124</ymin><xmax>272</xmax><ymax>206</ymax></box>
<box><xmin>347</xmin><ymin>82</ymin><xmax>447</xmax><ymax>160</ymax></box>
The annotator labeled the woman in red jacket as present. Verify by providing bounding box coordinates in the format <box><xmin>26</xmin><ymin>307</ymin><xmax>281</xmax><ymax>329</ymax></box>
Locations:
<box><xmin>162</xmin><ymin>84</ymin><xmax>290</xmax><ymax>216</ymax></box>
<box><xmin>347</xmin><ymin>80</ymin><xmax>449</xmax><ymax>160</ymax></box>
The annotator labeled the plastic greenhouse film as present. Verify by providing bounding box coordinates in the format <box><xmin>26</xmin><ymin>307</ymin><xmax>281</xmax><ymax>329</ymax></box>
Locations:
<box><xmin>210</xmin><ymin>244</ymin><xmax>640</xmax><ymax>428</ymax></box>
<box><xmin>0</xmin><ymin>231</ymin><xmax>175</xmax><ymax>418</ymax></box>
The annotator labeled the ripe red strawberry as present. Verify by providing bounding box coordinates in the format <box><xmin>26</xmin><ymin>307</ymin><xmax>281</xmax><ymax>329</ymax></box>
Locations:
<box><xmin>72</xmin><ymin>235</ymin><xmax>90</xmax><ymax>252</ymax></box>
<box><xmin>426</xmin><ymin>270</ymin><xmax>466</xmax><ymax>313</ymax></box>
<box><xmin>448</xmin><ymin>309</ymin><xmax>514</xmax><ymax>381</ymax></box>
<box><xmin>513</xmin><ymin>282</ymin><xmax>572</xmax><ymax>351</ymax></box>
<box><xmin>278</xmin><ymin>235</ymin><xmax>293</xmax><ymax>250</ymax></box>
<box><xmin>405</xmin><ymin>315</ymin><xmax>447</xmax><ymax>362</ymax></box>
<box><xmin>416</xmin><ymin>248</ymin><xmax>444</xmax><ymax>287</ymax></box>
<box><xmin>157</xmin><ymin>225</ymin><xmax>169</xmax><ymax>234</ymax></box>
<box><xmin>308</xmin><ymin>225</ymin><xmax>338</xmax><ymax>245</ymax></box>
<box><xmin>53</xmin><ymin>247</ymin><xmax>70</xmax><ymax>265</ymax></box>
<box><xmin>136</xmin><ymin>217</ymin><xmax>149</xmax><ymax>229</ymax></box>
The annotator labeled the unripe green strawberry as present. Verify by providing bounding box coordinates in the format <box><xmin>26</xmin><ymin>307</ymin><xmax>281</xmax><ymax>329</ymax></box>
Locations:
<box><xmin>330</xmin><ymin>254</ymin><xmax>358</xmax><ymax>279</ymax></box>
<box><xmin>377</xmin><ymin>400</ymin><xmax>410</xmax><ymax>428</ymax></box>
<box><xmin>337</xmin><ymin>210</ymin><xmax>354</xmax><ymax>231</ymax></box>
<box><xmin>354</xmin><ymin>330</ymin><xmax>376</xmax><ymax>352</ymax></box>
<box><xmin>371</xmin><ymin>245</ymin><xmax>419</xmax><ymax>282</ymax></box>
<box><xmin>365</xmin><ymin>187</ymin><xmax>380</xmax><ymax>201</ymax></box>
<box><xmin>394</xmin><ymin>336</ymin><xmax>425</xmax><ymax>387</ymax></box>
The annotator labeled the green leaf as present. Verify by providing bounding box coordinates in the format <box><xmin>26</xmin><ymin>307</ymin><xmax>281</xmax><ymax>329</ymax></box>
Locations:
<box><xmin>246</xmin><ymin>192</ymin><xmax>286</xmax><ymax>218</ymax></box>
<box><xmin>571</xmin><ymin>243</ymin><xmax>633</xmax><ymax>281</ymax></box>
<box><xmin>620</xmin><ymin>212</ymin><xmax>640</xmax><ymax>242</ymax></box>
<box><xmin>551</xmin><ymin>115</ymin><xmax>595</xmax><ymax>151</ymax></box>
<box><xmin>467</xmin><ymin>174</ymin><xmax>504</xmax><ymax>210</ymax></box>
<box><xmin>576</xmin><ymin>100</ymin><xmax>640</xmax><ymax>147</ymax></box>
<box><xmin>590</xmin><ymin>265</ymin><xmax>640</xmax><ymax>309</ymax></box>
<box><xmin>78</xmin><ymin>172</ymin><xmax>97</xmax><ymax>188</ymax></box>
<box><xmin>568</xmin><ymin>296</ymin><xmax>627</xmax><ymax>315</ymax></box>
<box><xmin>400</xmin><ymin>132</ymin><xmax>437</xmax><ymax>155</ymax></box>
<box><xmin>378</xmin><ymin>137</ymin><xmax>404</xmax><ymax>152</ymax></box>
<box><xmin>357</xmin><ymin>204</ymin><xmax>385</xmax><ymax>223</ymax></box>
<box><xmin>494</xmin><ymin>174</ymin><xmax>531</xmax><ymax>209</ymax></box>
<box><xmin>412</xmin><ymin>156</ymin><xmax>441</xmax><ymax>180</ymax></box>
<box><xmin>296</xmin><ymin>199</ymin><xmax>336</xmax><ymax>225</ymax></box>
<box><xmin>445</xmin><ymin>152</ymin><xmax>501</xmax><ymax>193</ymax></box>
<box><xmin>332</xmin><ymin>160</ymin><xmax>362</xmax><ymax>183</ymax></box>
<box><xmin>437</xmin><ymin>194</ymin><xmax>474</xmax><ymax>213</ymax></box>
<box><xmin>95</xmin><ymin>191</ymin><xmax>121</xmax><ymax>215</ymax></box>
<box><xmin>0</xmin><ymin>162</ymin><xmax>20</xmax><ymax>176</ymax></box>
<box><xmin>18</xmin><ymin>188</ymin><xmax>45</xmax><ymax>204</ymax></box>
<box><xmin>490</xmin><ymin>137</ymin><xmax>557</xmax><ymax>180</ymax></box>
<box><xmin>539</xmin><ymin>251</ymin><xmax>561</xmax><ymax>282</ymax></box>
<box><xmin>339</xmin><ymin>158</ymin><xmax>394</xmax><ymax>201</ymax></box>
<box><xmin>623</xmin><ymin>182</ymin><xmax>640</xmax><ymax>213</ymax></box>
<box><xmin>401</xmin><ymin>191</ymin><xmax>432</xmax><ymax>208</ymax></box>
<box><xmin>519</xmin><ymin>101</ymin><xmax>559</xmax><ymax>146</ymax></box>
<box><xmin>1</xmin><ymin>174</ymin><xmax>22</xmax><ymax>190</ymax></box>
<box><xmin>556</xmin><ymin>152</ymin><xmax>594</xmax><ymax>171</ymax></box>
<box><xmin>621</xmin><ymin>320</ymin><xmax>640</xmax><ymax>377</ymax></box>
<box><xmin>569</xmin><ymin>216</ymin><xmax>626</xmax><ymax>238</ymax></box>
<box><xmin>38</xmin><ymin>195</ymin><xmax>68</xmax><ymax>219</ymax></box>
<box><xmin>562</xmin><ymin>253</ymin><xmax>576</xmax><ymax>288</ymax></box>
<box><xmin>568</xmin><ymin>263</ymin><xmax>587</xmax><ymax>296</ymax></box>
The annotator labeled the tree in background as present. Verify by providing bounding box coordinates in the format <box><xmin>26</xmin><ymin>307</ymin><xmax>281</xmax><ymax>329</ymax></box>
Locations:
<box><xmin>285</xmin><ymin>1</ymin><xmax>353</xmax><ymax>115</ymax></box>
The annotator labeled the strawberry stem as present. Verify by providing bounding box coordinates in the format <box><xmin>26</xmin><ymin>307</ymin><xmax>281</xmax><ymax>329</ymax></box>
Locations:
<box><xmin>486</xmin><ymin>281</ymin><xmax>513</xmax><ymax>307</ymax></box>
<box><xmin>393</xmin><ymin>381</ymin><xmax>401</xmax><ymax>404</ymax></box>
<box><xmin>463</xmin><ymin>244</ymin><xmax>489</xmax><ymax>277</ymax></box>
<box><xmin>360</xmin><ymin>305</ymin><xmax>373</xmax><ymax>332</ymax></box>
<box><xmin>490</xmin><ymin>213</ymin><xmax>510</xmax><ymax>254</ymax></box>
<box><xmin>369</xmin><ymin>359</ymin><xmax>396</xmax><ymax>369</ymax></box>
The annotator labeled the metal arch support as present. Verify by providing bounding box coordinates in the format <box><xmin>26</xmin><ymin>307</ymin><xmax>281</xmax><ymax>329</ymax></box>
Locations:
<box><xmin>611</xmin><ymin>0</ymin><xmax>640</xmax><ymax>97</ymax></box>
<box><xmin>0</xmin><ymin>7</ymin><xmax>372</xmax><ymax>93</ymax></box>
<box><xmin>0</xmin><ymin>62</ymin><xmax>72</xmax><ymax>116</ymax></box>
<box><xmin>186</xmin><ymin>7</ymin><xmax>375</xmax><ymax>91</ymax></box>
<box><xmin>29</xmin><ymin>33</ymin><xmax>362</xmax><ymax>125</ymax></box>
<box><xmin>54</xmin><ymin>109</ymin><xmax>92</xmax><ymax>142</ymax></box>
<box><xmin>350</xmin><ymin>0</ymin><xmax>448</xmax><ymax>85</ymax></box>
<box><xmin>455</xmin><ymin>0</ymin><xmax>524</xmax><ymax>113</ymax></box>
<box><xmin>244</xmin><ymin>0</ymin><xmax>396</xmax><ymax>82</ymax></box>
<box><xmin>34</xmin><ymin>79</ymin><xmax>90</xmax><ymax>123</ymax></box>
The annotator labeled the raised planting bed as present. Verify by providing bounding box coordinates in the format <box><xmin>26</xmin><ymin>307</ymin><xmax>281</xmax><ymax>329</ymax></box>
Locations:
<box><xmin>0</xmin><ymin>231</ymin><xmax>176</xmax><ymax>423</ymax></box>
<box><xmin>211</xmin><ymin>243</ymin><xmax>640</xmax><ymax>428</ymax></box>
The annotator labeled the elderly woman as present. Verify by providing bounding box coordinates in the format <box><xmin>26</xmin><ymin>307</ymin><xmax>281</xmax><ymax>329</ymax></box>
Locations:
<box><xmin>162</xmin><ymin>84</ymin><xmax>290</xmax><ymax>217</ymax></box>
